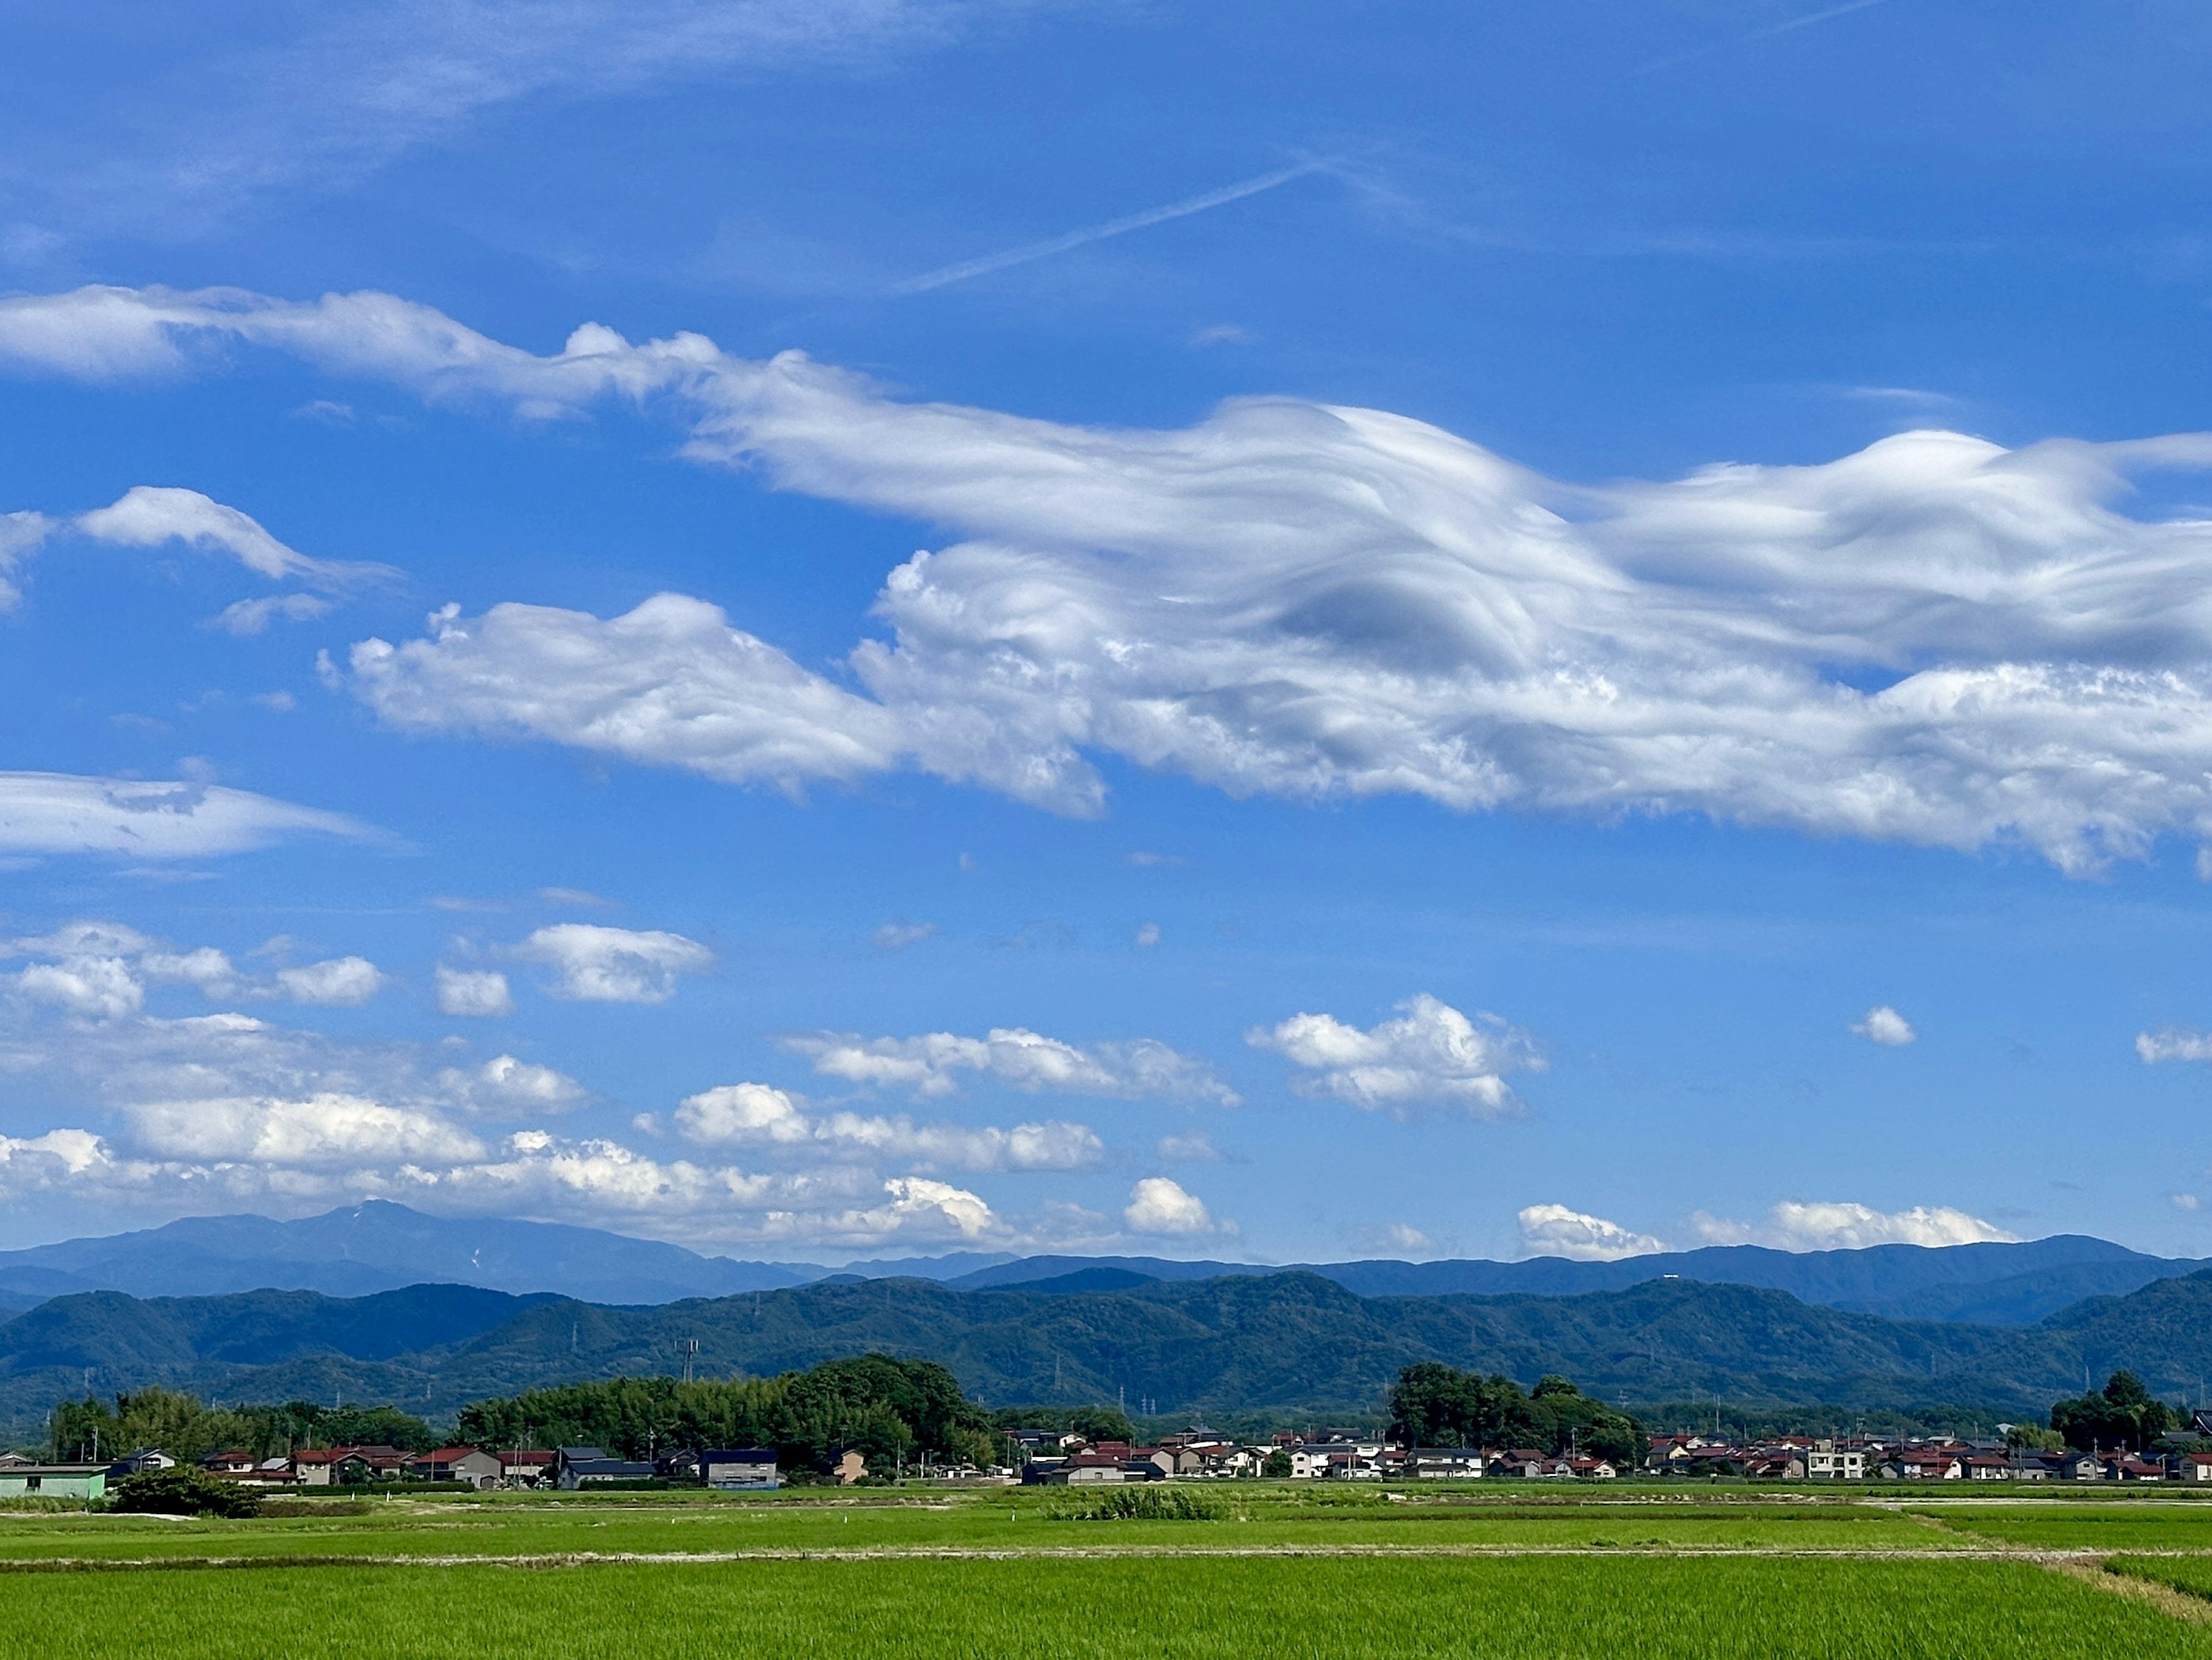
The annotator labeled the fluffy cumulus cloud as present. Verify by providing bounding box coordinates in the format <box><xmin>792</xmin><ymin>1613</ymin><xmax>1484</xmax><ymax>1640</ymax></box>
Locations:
<box><xmin>782</xmin><ymin>1024</ymin><xmax>1237</xmax><ymax>1103</ymax></box>
<box><xmin>1123</xmin><ymin>1176</ymin><xmax>1219</xmax><ymax>1236</ymax></box>
<box><xmin>0</xmin><ymin>771</ymin><xmax>375</xmax><ymax>860</ymax></box>
<box><xmin>1695</xmin><ymin>1200</ymin><xmax>2016</xmax><ymax>1251</ymax></box>
<box><xmin>5</xmin><ymin>925</ymin><xmax>391</xmax><ymax>1017</ymax></box>
<box><xmin>1517</xmin><ymin>1203</ymin><xmax>1668</xmax><ymax>1261</ymax></box>
<box><xmin>512</xmin><ymin>924</ymin><xmax>713</xmax><ymax>1004</ymax></box>
<box><xmin>13</xmin><ymin>285</ymin><xmax>2212</xmax><ymax>869</ymax></box>
<box><xmin>435</xmin><ymin>966</ymin><xmax>514</xmax><ymax>1018</ymax></box>
<box><xmin>0</xmin><ymin>942</ymin><xmax>1110</xmax><ymax>1248</ymax></box>
<box><xmin>673</xmin><ymin>1081</ymin><xmax>1102</xmax><ymax>1171</ymax></box>
<box><xmin>1248</xmin><ymin>993</ymin><xmax>1541</xmax><ymax>1118</ymax></box>
<box><xmin>1851</xmin><ymin>1005</ymin><xmax>1916</xmax><ymax>1046</ymax></box>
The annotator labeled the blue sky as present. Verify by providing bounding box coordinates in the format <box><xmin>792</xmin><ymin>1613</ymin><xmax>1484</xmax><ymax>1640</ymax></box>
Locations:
<box><xmin>3</xmin><ymin>0</ymin><xmax>2212</xmax><ymax>1264</ymax></box>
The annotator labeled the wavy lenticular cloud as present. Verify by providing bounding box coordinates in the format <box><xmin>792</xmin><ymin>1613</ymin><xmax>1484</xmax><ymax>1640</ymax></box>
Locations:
<box><xmin>0</xmin><ymin>771</ymin><xmax>381</xmax><ymax>859</ymax></box>
<box><xmin>14</xmin><ymin>284</ymin><xmax>2212</xmax><ymax>868</ymax></box>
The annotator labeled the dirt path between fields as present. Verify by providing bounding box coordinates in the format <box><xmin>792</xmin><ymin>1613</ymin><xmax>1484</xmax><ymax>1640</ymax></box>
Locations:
<box><xmin>3</xmin><ymin>1542</ymin><xmax>2212</xmax><ymax>1573</ymax></box>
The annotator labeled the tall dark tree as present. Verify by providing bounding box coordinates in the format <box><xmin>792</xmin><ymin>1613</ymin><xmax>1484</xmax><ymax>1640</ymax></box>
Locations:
<box><xmin>2049</xmin><ymin>1370</ymin><xmax>2178</xmax><ymax>1451</ymax></box>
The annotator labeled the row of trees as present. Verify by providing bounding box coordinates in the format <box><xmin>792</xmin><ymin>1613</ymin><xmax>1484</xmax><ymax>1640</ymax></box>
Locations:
<box><xmin>51</xmin><ymin>1388</ymin><xmax>432</xmax><ymax>1463</ymax></box>
<box><xmin>455</xmin><ymin>1355</ymin><xmax>998</xmax><ymax>1473</ymax></box>
<box><xmin>1386</xmin><ymin>1364</ymin><xmax>1644</xmax><ymax>1464</ymax></box>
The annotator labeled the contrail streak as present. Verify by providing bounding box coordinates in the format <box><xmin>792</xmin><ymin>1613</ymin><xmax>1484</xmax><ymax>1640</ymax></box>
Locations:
<box><xmin>1635</xmin><ymin>0</ymin><xmax>1889</xmax><ymax>75</ymax></box>
<box><xmin>888</xmin><ymin>160</ymin><xmax>1329</xmax><ymax>296</ymax></box>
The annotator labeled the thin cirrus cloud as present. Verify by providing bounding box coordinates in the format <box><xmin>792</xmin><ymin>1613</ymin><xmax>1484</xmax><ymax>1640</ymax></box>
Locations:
<box><xmin>510</xmin><ymin>923</ymin><xmax>713</xmax><ymax>1004</ymax></box>
<box><xmin>1694</xmin><ymin>1200</ymin><xmax>2016</xmax><ymax>1250</ymax></box>
<box><xmin>19</xmin><ymin>286</ymin><xmax>2212</xmax><ymax>872</ymax></box>
<box><xmin>5</xmin><ymin>1</ymin><xmax>1029</xmax><ymax>237</ymax></box>
<box><xmin>1517</xmin><ymin>1203</ymin><xmax>1668</xmax><ymax>1261</ymax></box>
<box><xmin>781</xmin><ymin>1024</ymin><xmax>1238</xmax><ymax>1103</ymax></box>
<box><xmin>0</xmin><ymin>771</ymin><xmax>378</xmax><ymax>860</ymax></box>
<box><xmin>673</xmin><ymin>1080</ymin><xmax>1104</xmax><ymax>1171</ymax></box>
<box><xmin>1248</xmin><ymin>993</ymin><xmax>1542</xmax><ymax>1119</ymax></box>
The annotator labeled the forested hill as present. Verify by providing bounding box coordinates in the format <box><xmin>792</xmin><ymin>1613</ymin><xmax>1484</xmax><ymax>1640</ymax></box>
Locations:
<box><xmin>7</xmin><ymin>1267</ymin><xmax>2212</xmax><ymax>1446</ymax></box>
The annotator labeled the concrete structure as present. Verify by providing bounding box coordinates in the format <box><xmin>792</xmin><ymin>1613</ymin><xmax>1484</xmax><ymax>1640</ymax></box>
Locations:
<box><xmin>701</xmin><ymin>1448</ymin><xmax>779</xmax><ymax>1491</ymax></box>
<box><xmin>0</xmin><ymin>1463</ymin><xmax>106</xmax><ymax>1500</ymax></box>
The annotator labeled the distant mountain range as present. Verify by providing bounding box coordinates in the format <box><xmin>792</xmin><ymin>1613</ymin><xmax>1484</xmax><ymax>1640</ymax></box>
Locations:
<box><xmin>0</xmin><ymin>1203</ymin><xmax>2199</xmax><ymax>1331</ymax></box>
<box><xmin>7</xmin><ymin>1261</ymin><xmax>2212</xmax><ymax>1447</ymax></box>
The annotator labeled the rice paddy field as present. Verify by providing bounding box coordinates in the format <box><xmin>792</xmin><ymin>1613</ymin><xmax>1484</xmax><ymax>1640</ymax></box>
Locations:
<box><xmin>7</xmin><ymin>1486</ymin><xmax>2212</xmax><ymax>1657</ymax></box>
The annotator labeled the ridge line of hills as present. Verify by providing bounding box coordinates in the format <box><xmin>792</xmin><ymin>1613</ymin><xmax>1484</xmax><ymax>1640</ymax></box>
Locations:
<box><xmin>8</xmin><ymin>1257</ymin><xmax>2212</xmax><ymax>1447</ymax></box>
<box><xmin>0</xmin><ymin>1201</ymin><xmax>2196</xmax><ymax>1330</ymax></box>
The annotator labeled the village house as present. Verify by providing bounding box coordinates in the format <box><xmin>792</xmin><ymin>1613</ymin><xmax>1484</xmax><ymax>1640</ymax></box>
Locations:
<box><xmin>1805</xmin><ymin>1442</ymin><xmax>1865</xmax><ymax>1481</ymax></box>
<box><xmin>1406</xmin><ymin>1448</ymin><xmax>1486</xmax><ymax>1480</ymax></box>
<box><xmin>498</xmin><ymin>1450</ymin><xmax>557</xmax><ymax>1487</ymax></box>
<box><xmin>555</xmin><ymin>1447</ymin><xmax>658</xmax><ymax>1489</ymax></box>
<box><xmin>404</xmin><ymin>1447</ymin><xmax>503</xmax><ymax>1488</ymax></box>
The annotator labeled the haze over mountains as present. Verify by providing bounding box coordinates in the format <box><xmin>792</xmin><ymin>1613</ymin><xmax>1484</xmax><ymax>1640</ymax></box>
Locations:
<box><xmin>0</xmin><ymin>1203</ymin><xmax>2198</xmax><ymax>1327</ymax></box>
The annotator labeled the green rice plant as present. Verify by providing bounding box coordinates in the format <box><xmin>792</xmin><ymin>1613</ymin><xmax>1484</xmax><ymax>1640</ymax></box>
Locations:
<box><xmin>0</xmin><ymin>1554</ymin><xmax>2206</xmax><ymax>1659</ymax></box>
<box><xmin>1046</xmin><ymin>1485</ymin><xmax>1225</xmax><ymax>1521</ymax></box>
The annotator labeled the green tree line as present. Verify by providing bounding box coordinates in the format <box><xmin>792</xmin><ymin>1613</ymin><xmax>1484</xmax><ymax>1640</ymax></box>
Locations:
<box><xmin>50</xmin><ymin>1388</ymin><xmax>431</xmax><ymax>1462</ymax></box>
<box><xmin>455</xmin><ymin>1353</ymin><xmax>995</xmax><ymax>1474</ymax></box>
<box><xmin>1386</xmin><ymin>1364</ymin><xmax>1643</xmax><ymax>1463</ymax></box>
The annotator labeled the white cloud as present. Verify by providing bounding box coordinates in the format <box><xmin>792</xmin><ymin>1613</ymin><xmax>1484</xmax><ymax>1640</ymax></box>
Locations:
<box><xmin>13</xmin><ymin>955</ymin><xmax>144</xmax><ymax>1020</ymax></box>
<box><xmin>1156</xmin><ymin>1131</ymin><xmax>1223</xmax><ymax>1163</ymax></box>
<box><xmin>435</xmin><ymin>966</ymin><xmax>514</xmax><ymax>1018</ymax></box>
<box><xmin>75</xmin><ymin>486</ymin><xmax>350</xmax><ymax>583</ymax></box>
<box><xmin>1135</xmin><ymin>921</ymin><xmax>1160</xmax><ymax>947</ymax></box>
<box><xmin>782</xmin><ymin>1024</ymin><xmax>1237</xmax><ymax>1103</ymax></box>
<box><xmin>1380</xmin><ymin>1223</ymin><xmax>1433</xmax><ymax>1256</ymax></box>
<box><xmin>0</xmin><ymin>770</ymin><xmax>376</xmax><ymax>859</ymax></box>
<box><xmin>2172</xmin><ymin>1192</ymin><xmax>2200</xmax><ymax>1212</ymax></box>
<box><xmin>29</xmin><ymin>285</ymin><xmax>2212</xmax><ymax>872</ymax></box>
<box><xmin>215</xmin><ymin>593</ymin><xmax>335</xmax><ymax>635</ymax></box>
<box><xmin>351</xmin><ymin>596</ymin><xmax>900</xmax><ymax>795</ymax></box>
<box><xmin>1694</xmin><ymin>1200</ymin><xmax>2017</xmax><ymax>1251</ymax></box>
<box><xmin>276</xmin><ymin>956</ymin><xmax>384</xmax><ymax>1006</ymax></box>
<box><xmin>673</xmin><ymin>1080</ymin><xmax>1102</xmax><ymax>1171</ymax></box>
<box><xmin>444</xmin><ymin>1053</ymin><xmax>586</xmax><ymax>1114</ymax></box>
<box><xmin>1248</xmin><ymin>993</ymin><xmax>1541</xmax><ymax>1118</ymax></box>
<box><xmin>141</xmin><ymin>946</ymin><xmax>243</xmax><ymax>997</ymax></box>
<box><xmin>1852</xmin><ymin>1004</ymin><xmax>1916</xmax><ymax>1046</ymax></box>
<box><xmin>512</xmin><ymin>923</ymin><xmax>712</xmax><ymax>1003</ymax></box>
<box><xmin>1517</xmin><ymin>1203</ymin><xmax>1668</xmax><ymax>1261</ymax></box>
<box><xmin>2</xmin><ymin>3</ymin><xmax>1010</xmax><ymax>237</ymax></box>
<box><xmin>873</xmin><ymin>920</ymin><xmax>937</xmax><ymax>950</ymax></box>
<box><xmin>125</xmin><ymin>1092</ymin><xmax>484</xmax><ymax>1166</ymax></box>
<box><xmin>1123</xmin><ymin>1175</ymin><xmax>1218</xmax><ymax>1237</ymax></box>
<box><xmin>2138</xmin><ymin>1027</ymin><xmax>2212</xmax><ymax>1063</ymax></box>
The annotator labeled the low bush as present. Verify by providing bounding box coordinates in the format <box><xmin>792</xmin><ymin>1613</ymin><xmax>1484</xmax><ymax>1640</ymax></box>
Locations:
<box><xmin>1047</xmin><ymin>1485</ymin><xmax>1224</xmax><ymax>1521</ymax></box>
<box><xmin>107</xmin><ymin>1467</ymin><xmax>262</xmax><ymax>1519</ymax></box>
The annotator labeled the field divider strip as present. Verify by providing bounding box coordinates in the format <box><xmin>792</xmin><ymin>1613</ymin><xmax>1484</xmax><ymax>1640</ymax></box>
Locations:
<box><xmin>0</xmin><ymin>1544</ymin><xmax>2170</xmax><ymax>1574</ymax></box>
